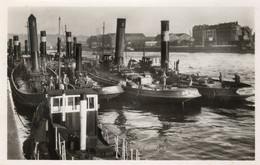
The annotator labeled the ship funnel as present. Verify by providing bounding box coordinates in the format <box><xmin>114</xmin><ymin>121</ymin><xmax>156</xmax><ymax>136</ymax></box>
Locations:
<box><xmin>75</xmin><ymin>43</ymin><xmax>82</xmax><ymax>73</ymax></box>
<box><xmin>161</xmin><ymin>20</ymin><xmax>169</xmax><ymax>71</ymax></box>
<box><xmin>40</xmin><ymin>31</ymin><xmax>47</xmax><ymax>58</ymax></box>
<box><xmin>73</xmin><ymin>37</ymin><xmax>77</xmax><ymax>59</ymax></box>
<box><xmin>66</xmin><ymin>31</ymin><xmax>72</xmax><ymax>59</ymax></box>
<box><xmin>13</xmin><ymin>36</ymin><xmax>19</xmax><ymax>61</ymax></box>
<box><xmin>28</xmin><ymin>14</ymin><xmax>40</xmax><ymax>72</ymax></box>
<box><xmin>115</xmin><ymin>18</ymin><xmax>126</xmax><ymax>65</ymax></box>
<box><xmin>25</xmin><ymin>40</ymin><xmax>28</xmax><ymax>54</ymax></box>
<box><xmin>8</xmin><ymin>39</ymin><xmax>13</xmax><ymax>57</ymax></box>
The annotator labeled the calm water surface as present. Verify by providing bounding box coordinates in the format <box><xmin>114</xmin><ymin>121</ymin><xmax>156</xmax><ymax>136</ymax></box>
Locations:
<box><xmin>14</xmin><ymin>52</ymin><xmax>255</xmax><ymax>160</ymax></box>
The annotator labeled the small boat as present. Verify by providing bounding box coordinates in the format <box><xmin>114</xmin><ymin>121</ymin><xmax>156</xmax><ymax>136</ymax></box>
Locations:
<box><xmin>71</xmin><ymin>74</ymin><xmax>124</xmax><ymax>101</ymax></box>
<box><xmin>167</xmin><ymin>73</ymin><xmax>254</xmax><ymax>100</ymax></box>
<box><xmin>83</xmin><ymin>18</ymin><xmax>201</xmax><ymax>104</ymax></box>
<box><xmin>122</xmin><ymin>72</ymin><xmax>201</xmax><ymax>103</ymax></box>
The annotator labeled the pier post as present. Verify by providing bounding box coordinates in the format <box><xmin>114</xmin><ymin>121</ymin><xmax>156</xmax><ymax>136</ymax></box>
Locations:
<box><xmin>28</xmin><ymin>14</ymin><xmax>40</xmax><ymax>72</ymax></box>
<box><xmin>80</xmin><ymin>94</ymin><xmax>87</xmax><ymax>151</ymax></box>
<box><xmin>115</xmin><ymin>18</ymin><xmax>126</xmax><ymax>66</ymax></box>
<box><xmin>13</xmin><ymin>36</ymin><xmax>19</xmax><ymax>61</ymax></box>
<box><xmin>66</xmin><ymin>31</ymin><xmax>72</xmax><ymax>60</ymax></box>
<box><xmin>130</xmin><ymin>149</ymin><xmax>133</xmax><ymax>160</ymax></box>
<box><xmin>161</xmin><ymin>20</ymin><xmax>169</xmax><ymax>72</ymax></box>
<box><xmin>75</xmin><ymin>43</ymin><xmax>82</xmax><ymax>73</ymax></box>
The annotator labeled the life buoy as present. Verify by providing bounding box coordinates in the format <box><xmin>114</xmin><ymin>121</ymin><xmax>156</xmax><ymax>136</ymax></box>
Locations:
<box><xmin>208</xmin><ymin>90</ymin><xmax>216</xmax><ymax>99</ymax></box>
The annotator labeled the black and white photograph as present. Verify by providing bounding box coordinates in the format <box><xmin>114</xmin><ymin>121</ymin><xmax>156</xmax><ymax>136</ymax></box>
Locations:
<box><xmin>1</xmin><ymin>0</ymin><xmax>258</xmax><ymax>164</ymax></box>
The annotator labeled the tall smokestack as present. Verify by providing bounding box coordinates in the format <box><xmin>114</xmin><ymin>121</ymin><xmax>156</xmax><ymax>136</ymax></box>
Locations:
<box><xmin>57</xmin><ymin>37</ymin><xmax>61</xmax><ymax>54</ymax></box>
<box><xmin>73</xmin><ymin>37</ymin><xmax>77</xmax><ymax>59</ymax></box>
<box><xmin>25</xmin><ymin>40</ymin><xmax>28</xmax><ymax>54</ymax></box>
<box><xmin>13</xmin><ymin>36</ymin><xmax>19</xmax><ymax>61</ymax></box>
<box><xmin>161</xmin><ymin>20</ymin><xmax>169</xmax><ymax>71</ymax></box>
<box><xmin>28</xmin><ymin>14</ymin><xmax>40</xmax><ymax>72</ymax></box>
<box><xmin>115</xmin><ymin>18</ymin><xmax>126</xmax><ymax>65</ymax></box>
<box><xmin>8</xmin><ymin>39</ymin><xmax>13</xmax><ymax>56</ymax></box>
<box><xmin>66</xmin><ymin>31</ymin><xmax>72</xmax><ymax>59</ymax></box>
<box><xmin>75</xmin><ymin>43</ymin><xmax>82</xmax><ymax>72</ymax></box>
<box><xmin>18</xmin><ymin>42</ymin><xmax>21</xmax><ymax>59</ymax></box>
<box><xmin>40</xmin><ymin>31</ymin><xmax>47</xmax><ymax>58</ymax></box>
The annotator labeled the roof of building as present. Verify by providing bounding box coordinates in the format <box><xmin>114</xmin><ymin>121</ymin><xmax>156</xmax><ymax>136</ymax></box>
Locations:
<box><xmin>106</xmin><ymin>33</ymin><xmax>145</xmax><ymax>40</ymax></box>
<box><xmin>193</xmin><ymin>22</ymin><xmax>240</xmax><ymax>30</ymax></box>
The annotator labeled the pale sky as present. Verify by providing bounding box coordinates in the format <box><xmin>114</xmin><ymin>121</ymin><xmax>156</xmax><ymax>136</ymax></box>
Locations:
<box><xmin>8</xmin><ymin>7</ymin><xmax>254</xmax><ymax>36</ymax></box>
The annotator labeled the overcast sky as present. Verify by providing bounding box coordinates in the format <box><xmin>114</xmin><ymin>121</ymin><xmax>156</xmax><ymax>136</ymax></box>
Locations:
<box><xmin>8</xmin><ymin>7</ymin><xmax>254</xmax><ymax>36</ymax></box>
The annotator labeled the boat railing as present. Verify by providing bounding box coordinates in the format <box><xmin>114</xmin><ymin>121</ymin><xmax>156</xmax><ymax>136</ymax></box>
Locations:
<box><xmin>99</xmin><ymin>124</ymin><xmax>141</xmax><ymax>160</ymax></box>
<box><xmin>55</xmin><ymin>127</ymin><xmax>75</xmax><ymax>160</ymax></box>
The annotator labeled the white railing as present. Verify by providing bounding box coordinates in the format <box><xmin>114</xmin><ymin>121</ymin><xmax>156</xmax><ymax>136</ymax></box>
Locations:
<box><xmin>55</xmin><ymin>127</ymin><xmax>74</xmax><ymax>160</ymax></box>
<box><xmin>99</xmin><ymin>124</ymin><xmax>141</xmax><ymax>160</ymax></box>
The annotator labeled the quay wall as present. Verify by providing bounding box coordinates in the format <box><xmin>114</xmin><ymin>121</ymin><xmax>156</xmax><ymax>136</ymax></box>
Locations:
<box><xmin>7</xmin><ymin>79</ymin><xmax>24</xmax><ymax>159</ymax></box>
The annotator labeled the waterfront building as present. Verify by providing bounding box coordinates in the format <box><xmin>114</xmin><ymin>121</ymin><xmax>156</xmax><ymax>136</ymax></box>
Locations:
<box><xmin>155</xmin><ymin>33</ymin><xmax>192</xmax><ymax>46</ymax></box>
<box><xmin>192</xmin><ymin>22</ymin><xmax>252</xmax><ymax>46</ymax></box>
<box><xmin>87</xmin><ymin>33</ymin><xmax>146</xmax><ymax>49</ymax></box>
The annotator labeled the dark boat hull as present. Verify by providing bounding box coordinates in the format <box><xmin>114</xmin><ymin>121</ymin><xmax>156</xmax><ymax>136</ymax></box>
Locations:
<box><xmin>10</xmin><ymin>64</ymin><xmax>45</xmax><ymax>110</ymax></box>
<box><xmin>123</xmin><ymin>86</ymin><xmax>201</xmax><ymax>103</ymax></box>
<box><xmin>194</xmin><ymin>85</ymin><xmax>254</xmax><ymax>100</ymax></box>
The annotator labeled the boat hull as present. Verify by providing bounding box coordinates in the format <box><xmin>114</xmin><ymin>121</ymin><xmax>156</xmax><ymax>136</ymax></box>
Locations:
<box><xmin>92</xmin><ymin>85</ymin><xmax>124</xmax><ymax>100</ymax></box>
<box><xmin>10</xmin><ymin>64</ymin><xmax>45</xmax><ymax>110</ymax></box>
<box><xmin>194</xmin><ymin>85</ymin><xmax>254</xmax><ymax>100</ymax></box>
<box><xmin>123</xmin><ymin>87</ymin><xmax>201</xmax><ymax>103</ymax></box>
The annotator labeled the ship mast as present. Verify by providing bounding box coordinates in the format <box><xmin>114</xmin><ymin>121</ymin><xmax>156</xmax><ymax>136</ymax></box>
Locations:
<box><xmin>58</xmin><ymin>17</ymin><xmax>61</xmax><ymax>88</ymax></box>
<box><xmin>102</xmin><ymin>22</ymin><xmax>105</xmax><ymax>56</ymax></box>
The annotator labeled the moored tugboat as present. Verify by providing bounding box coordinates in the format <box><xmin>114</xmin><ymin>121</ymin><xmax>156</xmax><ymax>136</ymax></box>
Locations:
<box><xmin>83</xmin><ymin>19</ymin><xmax>201</xmax><ymax>104</ymax></box>
<box><xmin>10</xmin><ymin>14</ymin><xmax>55</xmax><ymax>109</ymax></box>
<box><xmin>24</xmin><ymin>89</ymin><xmax>141</xmax><ymax>160</ymax></box>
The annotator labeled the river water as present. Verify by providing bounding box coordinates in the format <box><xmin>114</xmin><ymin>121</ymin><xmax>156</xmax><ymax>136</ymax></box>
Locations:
<box><xmin>87</xmin><ymin>51</ymin><xmax>255</xmax><ymax>160</ymax></box>
<box><xmin>13</xmin><ymin>52</ymin><xmax>255</xmax><ymax>160</ymax></box>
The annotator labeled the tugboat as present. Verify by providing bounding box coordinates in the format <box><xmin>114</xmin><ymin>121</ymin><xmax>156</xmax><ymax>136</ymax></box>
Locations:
<box><xmin>10</xmin><ymin>14</ymin><xmax>58</xmax><ymax>109</ymax></box>
<box><xmin>48</xmin><ymin>18</ymin><xmax>124</xmax><ymax>101</ymax></box>
<box><xmin>84</xmin><ymin>19</ymin><xmax>201</xmax><ymax>104</ymax></box>
<box><xmin>166</xmin><ymin>71</ymin><xmax>254</xmax><ymax>100</ymax></box>
<box><xmin>23</xmin><ymin>89</ymin><xmax>141</xmax><ymax>160</ymax></box>
<box><xmin>24</xmin><ymin>89</ymin><xmax>113</xmax><ymax>159</ymax></box>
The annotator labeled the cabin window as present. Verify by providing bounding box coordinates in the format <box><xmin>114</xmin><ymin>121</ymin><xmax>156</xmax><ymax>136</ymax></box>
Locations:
<box><xmin>88</xmin><ymin>97</ymin><xmax>95</xmax><ymax>109</ymax></box>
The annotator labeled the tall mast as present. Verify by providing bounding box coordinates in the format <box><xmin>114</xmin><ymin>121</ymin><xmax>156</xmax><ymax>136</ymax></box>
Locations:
<box><xmin>102</xmin><ymin>22</ymin><xmax>105</xmax><ymax>55</ymax></box>
<box><xmin>59</xmin><ymin>17</ymin><xmax>61</xmax><ymax>37</ymax></box>
<box><xmin>58</xmin><ymin>17</ymin><xmax>61</xmax><ymax>87</ymax></box>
